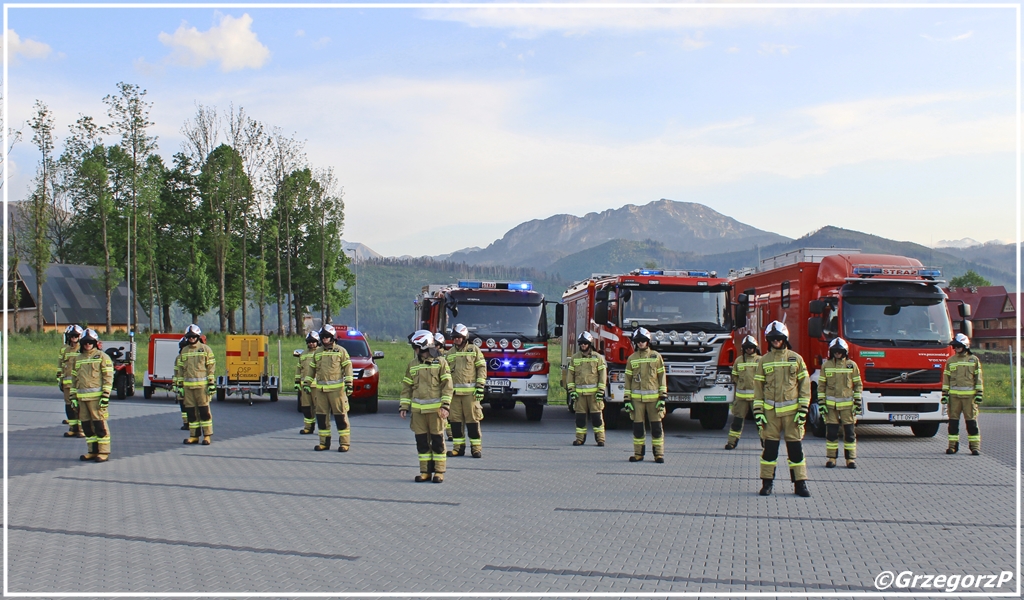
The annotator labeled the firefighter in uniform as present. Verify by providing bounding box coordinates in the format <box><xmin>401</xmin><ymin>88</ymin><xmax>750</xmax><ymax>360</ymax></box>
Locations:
<box><xmin>753</xmin><ymin>321</ymin><xmax>811</xmax><ymax>497</ymax></box>
<box><xmin>445</xmin><ymin>324</ymin><xmax>487</xmax><ymax>458</ymax></box>
<box><xmin>70</xmin><ymin>328</ymin><xmax>113</xmax><ymax>462</ymax></box>
<box><xmin>180</xmin><ymin>324</ymin><xmax>216</xmax><ymax>445</ymax></box>
<box><xmin>172</xmin><ymin>336</ymin><xmax>190</xmax><ymax>430</ymax></box>
<box><xmin>302</xmin><ymin>324</ymin><xmax>354</xmax><ymax>452</ymax></box>
<box><xmin>436</xmin><ymin>331</ymin><xmax>453</xmax><ymax>441</ymax></box>
<box><xmin>400</xmin><ymin>330</ymin><xmax>453</xmax><ymax>483</ymax></box>
<box><xmin>624</xmin><ymin>328</ymin><xmax>668</xmax><ymax>463</ymax></box>
<box><xmin>58</xmin><ymin>325</ymin><xmax>84</xmax><ymax>437</ymax></box>
<box><xmin>567</xmin><ymin>331</ymin><xmax>607</xmax><ymax>446</ymax></box>
<box><xmin>296</xmin><ymin>331</ymin><xmax>320</xmax><ymax>435</ymax></box>
<box><xmin>943</xmin><ymin>333</ymin><xmax>984</xmax><ymax>455</ymax></box>
<box><xmin>725</xmin><ymin>335</ymin><xmax>760</xmax><ymax>449</ymax></box>
<box><xmin>818</xmin><ymin>337</ymin><xmax>862</xmax><ymax>468</ymax></box>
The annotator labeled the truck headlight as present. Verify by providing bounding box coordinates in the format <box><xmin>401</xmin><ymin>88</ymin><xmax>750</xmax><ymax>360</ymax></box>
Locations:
<box><xmin>716</xmin><ymin>373</ymin><xmax>732</xmax><ymax>384</ymax></box>
<box><xmin>530</xmin><ymin>362</ymin><xmax>544</xmax><ymax>373</ymax></box>
<box><xmin>362</xmin><ymin>365</ymin><xmax>377</xmax><ymax>378</ymax></box>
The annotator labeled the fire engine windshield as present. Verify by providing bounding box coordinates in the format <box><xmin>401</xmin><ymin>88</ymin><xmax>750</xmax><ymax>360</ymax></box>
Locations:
<box><xmin>621</xmin><ymin>287</ymin><xmax>729</xmax><ymax>331</ymax></box>
<box><xmin>454</xmin><ymin>303</ymin><xmax>546</xmax><ymax>338</ymax></box>
<box><xmin>841</xmin><ymin>284</ymin><xmax>952</xmax><ymax>346</ymax></box>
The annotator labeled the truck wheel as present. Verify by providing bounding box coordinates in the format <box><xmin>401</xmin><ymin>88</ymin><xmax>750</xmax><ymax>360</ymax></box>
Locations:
<box><xmin>127</xmin><ymin>380</ymin><xmax>135</xmax><ymax>397</ymax></box>
<box><xmin>216</xmin><ymin>388</ymin><xmax>226</xmax><ymax>402</ymax></box>
<box><xmin>808</xmin><ymin>402</ymin><xmax>827</xmax><ymax>438</ymax></box>
<box><xmin>910</xmin><ymin>422</ymin><xmax>940</xmax><ymax>438</ymax></box>
<box><xmin>603</xmin><ymin>403</ymin><xmax>621</xmax><ymax>430</ymax></box>
<box><xmin>525</xmin><ymin>401</ymin><xmax>544</xmax><ymax>422</ymax></box>
<box><xmin>269</xmin><ymin>388</ymin><xmax>279</xmax><ymax>402</ymax></box>
<box><xmin>115</xmin><ymin>374</ymin><xmax>127</xmax><ymax>400</ymax></box>
<box><xmin>365</xmin><ymin>394</ymin><xmax>379</xmax><ymax>414</ymax></box>
<box><xmin>698</xmin><ymin>406</ymin><xmax>729</xmax><ymax>430</ymax></box>
<box><xmin>143</xmin><ymin>386</ymin><xmax>153</xmax><ymax>399</ymax></box>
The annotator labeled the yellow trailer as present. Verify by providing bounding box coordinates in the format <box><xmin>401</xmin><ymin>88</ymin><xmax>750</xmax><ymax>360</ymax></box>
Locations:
<box><xmin>215</xmin><ymin>335</ymin><xmax>280</xmax><ymax>403</ymax></box>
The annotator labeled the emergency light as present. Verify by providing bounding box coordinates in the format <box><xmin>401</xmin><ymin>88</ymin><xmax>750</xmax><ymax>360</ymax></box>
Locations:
<box><xmin>632</xmin><ymin>269</ymin><xmax>712</xmax><ymax>277</ymax></box>
<box><xmin>852</xmin><ymin>266</ymin><xmax>941</xmax><ymax>278</ymax></box>
<box><xmin>457</xmin><ymin>280</ymin><xmax>533</xmax><ymax>290</ymax></box>
<box><xmin>348</xmin><ymin>330</ymin><xmax>361</xmax><ymax>336</ymax></box>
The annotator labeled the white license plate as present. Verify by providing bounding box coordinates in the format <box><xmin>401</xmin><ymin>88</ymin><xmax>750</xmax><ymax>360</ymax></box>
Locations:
<box><xmin>668</xmin><ymin>393</ymin><xmax>692</xmax><ymax>402</ymax></box>
<box><xmin>888</xmin><ymin>413</ymin><xmax>920</xmax><ymax>422</ymax></box>
<box><xmin>486</xmin><ymin>379</ymin><xmax>510</xmax><ymax>387</ymax></box>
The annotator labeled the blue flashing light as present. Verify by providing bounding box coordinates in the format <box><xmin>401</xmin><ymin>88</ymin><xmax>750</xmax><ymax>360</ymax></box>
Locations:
<box><xmin>518</xmin><ymin>361</ymin><xmax>526</xmax><ymax>367</ymax></box>
<box><xmin>638</xmin><ymin>269</ymin><xmax>663</xmax><ymax>276</ymax></box>
<box><xmin>348</xmin><ymin>330</ymin><xmax>361</xmax><ymax>336</ymax></box>
<box><xmin>687</xmin><ymin>270</ymin><xmax>711</xmax><ymax>277</ymax></box>
<box><xmin>458</xmin><ymin>280</ymin><xmax>482</xmax><ymax>289</ymax></box>
<box><xmin>852</xmin><ymin>267</ymin><xmax>883</xmax><ymax>276</ymax></box>
<box><xmin>502</xmin><ymin>360</ymin><xmax>511</xmax><ymax>367</ymax></box>
<box><xmin>508</xmin><ymin>281</ymin><xmax>533</xmax><ymax>290</ymax></box>
<box><xmin>919</xmin><ymin>269</ymin><xmax>942</xmax><ymax>278</ymax></box>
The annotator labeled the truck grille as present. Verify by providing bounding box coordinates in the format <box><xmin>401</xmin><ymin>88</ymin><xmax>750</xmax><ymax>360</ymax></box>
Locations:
<box><xmin>866</xmin><ymin>402</ymin><xmax>939</xmax><ymax>413</ymax></box>
<box><xmin>864</xmin><ymin>368</ymin><xmax>942</xmax><ymax>384</ymax></box>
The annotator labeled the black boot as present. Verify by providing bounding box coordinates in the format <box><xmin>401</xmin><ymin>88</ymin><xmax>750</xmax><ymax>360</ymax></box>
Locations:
<box><xmin>946</xmin><ymin>442</ymin><xmax>959</xmax><ymax>454</ymax></box>
<box><xmin>794</xmin><ymin>480</ymin><xmax>811</xmax><ymax>497</ymax></box>
<box><xmin>758</xmin><ymin>479</ymin><xmax>773</xmax><ymax>496</ymax></box>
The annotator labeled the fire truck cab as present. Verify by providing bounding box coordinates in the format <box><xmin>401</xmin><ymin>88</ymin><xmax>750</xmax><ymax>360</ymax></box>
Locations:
<box><xmin>558</xmin><ymin>269</ymin><xmax>740</xmax><ymax>430</ymax></box>
<box><xmin>732</xmin><ymin>249</ymin><xmax>971</xmax><ymax>438</ymax></box>
<box><xmin>416</xmin><ymin>280</ymin><xmax>551</xmax><ymax>421</ymax></box>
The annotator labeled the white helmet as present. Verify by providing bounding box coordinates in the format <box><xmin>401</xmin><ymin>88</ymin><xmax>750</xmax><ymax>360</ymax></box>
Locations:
<box><xmin>185</xmin><ymin>324</ymin><xmax>202</xmax><ymax>338</ymax></box>
<box><xmin>305</xmin><ymin>331</ymin><xmax>320</xmax><ymax>344</ymax></box>
<box><xmin>320</xmin><ymin>323</ymin><xmax>337</xmax><ymax>340</ymax></box>
<box><xmin>80</xmin><ymin>328</ymin><xmax>100</xmax><ymax>346</ymax></box>
<box><xmin>410</xmin><ymin>330</ymin><xmax>435</xmax><ymax>350</ymax></box>
<box><xmin>829</xmin><ymin>337</ymin><xmax>849</xmax><ymax>356</ymax></box>
<box><xmin>451</xmin><ymin>323</ymin><xmax>470</xmax><ymax>339</ymax></box>
<box><xmin>64</xmin><ymin>324</ymin><xmax>84</xmax><ymax>344</ymax></box>
<box><xmin>952</xmin><ymin>333</ymin><xmax>970</xmax><ymax>350</ymax></box>
<box><xmin>577</xmin><ymin>331</ymin><xmax>595</xmax><ymax>347</ymax></box>
<box><xmin>434</xmin><ymin>332</ymin><xmax>446</xmax><ymax>346</ymax></box>
<box><xmin>764</xmin><ymin>321</ymin><xmax>789</xmax><ymax>341</ymax></box>
<box><xmin>741</xmin><ymin>335</ymin><xmax>759</xmax><ymax>351</ymax></box>
<box><xmin>631</xmin><ymin>327</ymin><xmax>651</xmax><ymax>344</ymax></box>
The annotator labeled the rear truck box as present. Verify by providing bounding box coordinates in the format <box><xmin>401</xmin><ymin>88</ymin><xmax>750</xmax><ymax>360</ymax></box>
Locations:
<box><xmin>143</xmin><ymin>333</ymin><xmax>185</xmax><ymax>399</ymax></box>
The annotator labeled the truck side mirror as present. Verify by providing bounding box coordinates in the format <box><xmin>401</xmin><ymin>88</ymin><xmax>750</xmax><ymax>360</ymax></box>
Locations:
<box><xmin>373</xmin><ymin>350</ymin><xmax>384</xmax><ymax>359</ymax></box>
<box><xmin>594</xmin><ymin>301</ymin><xmax>609</xmax><ymax>326</ymax></box>
<box><xmin>807</xmin><ymin>317</ymin><xmax>824</xmax><ymax>339</ymax></box>
<box><xmin>959</xmin><ymin>303</ymin><xmax>972</xmax><ymax>318</ymax></box>
<box><xmin>808</xmin><ymin>300</ymin><xmax>825</xmax><ymax>315</ymax></box>
<box><xmin>960</xmin><ymin>319</ymin><xmax>973</xmax><ymax>338</ymax></box>
<box><xmin>621</xmin><ymin>290</ymin><xmax>631</xmax><ymax>303</ymax></box>
<box><xmin>554</xmin><ymin>303</ymin><xmax>564</xmax><ymax>326</ymax></box>
<box><xmin>554</xmin><ymin>325</ymin><xmax>563</xmax><ymax>338</ymax></box>
<box><xmin>595</xmin><ymin>289</ymin><xmax>609</xmax><ymax>302</ymax></box>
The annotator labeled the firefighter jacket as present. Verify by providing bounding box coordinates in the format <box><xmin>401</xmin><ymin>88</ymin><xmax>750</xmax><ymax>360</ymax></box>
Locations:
<box><xmin>303</xmin><ymin>344</ymin><xmax>353</xmax><ymax>392</ymax></box>
<box><xmin>731</xmin><ymin>354</ymin><xmax>759</xmax><ymax>401</ymax></box>
<box><xmin>753</xmin><ymin>348</ymin><xmax>810</xmax><ymax>415</ymax></box>
<box><xmin>566</xmin><ymin>350</ymin><xmax>607</xmax><ymax>396</ymax></box>
<box><xmin>817</xmin><ymin>357</ymin><xmax>863</xmax><ymax>409</ymax></box>
<box><xmin>624</xmin><ymin>348</ymin><xmax>667</xmax><ymax>402</ymax></box>
<box><xmin>447</xmin><ymin>343</ymin><xmax>486</xmax><ymax>395</ymax></box>
<box><xmin>400</xmin><ymin>356</ymin><xmax>453</xmax><ymax>413</ymax></box>
<box><xmin>178</xmin><ymin>342</ymin><xmax>216</xmax><ymax>388</ymax></box>
<box><xmin>295</xmin><ymin>348</ymin><xmax>318</xmax><ymax>389</ymax></box>
<box><xmin>70</xmin><ymin>347</ymin><xmax>113</xmax><ymax>403</ymax></box>
<box><xmin>59</xmin><ymin>343</ymin><xmax>79</xmax><ymax>385</ymax></box>
<box><xmin>942</xmin><ymin>352</ymin><xmax>984</xmax><ymax>399</ymax></box>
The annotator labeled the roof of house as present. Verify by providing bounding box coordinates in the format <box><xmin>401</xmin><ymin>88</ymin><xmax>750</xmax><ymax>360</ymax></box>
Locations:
<box><xmin>15</xmin><ymin>263</ymin><xmax>149</xmax><ymax>327</ymax></box>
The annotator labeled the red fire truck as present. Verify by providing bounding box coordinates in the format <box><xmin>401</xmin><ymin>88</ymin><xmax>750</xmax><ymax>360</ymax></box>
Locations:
<box><xmin>558</xmin><ymin>269</ymin><xmax>741</xmax><ymax>430</ymax></box>
<box><xmin>416</xmin><ymin>280</ymin><xmax>551</xmax><ymax>421</ymax></box>
<box><xmin>731</xmin><ymin>248</ymin><xmax>972</xmax><ymax>438</ymax></box>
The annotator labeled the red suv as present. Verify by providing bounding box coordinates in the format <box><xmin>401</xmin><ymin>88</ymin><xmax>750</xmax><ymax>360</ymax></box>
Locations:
<box><xmin>296</xmin><ymin>326</ymin><xmax>382</xmax><ymax>413</ymax></box>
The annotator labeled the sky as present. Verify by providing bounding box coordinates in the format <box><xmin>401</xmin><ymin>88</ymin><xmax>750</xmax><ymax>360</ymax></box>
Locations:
<box><xmin>4</xmin><ymin>2</ymin><xmax>1019</xmax><ymax>257</ymax></box>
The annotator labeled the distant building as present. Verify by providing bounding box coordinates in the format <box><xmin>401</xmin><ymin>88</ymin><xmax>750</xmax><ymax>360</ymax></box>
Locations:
<box><xmin>945</xmin><ymin>285</ymin><xmax>1018</xmax><ymax>352</ymax></box>
<box><xmin>6</xmin><ymin>263</ymin><xmax>149</xmax><ymax>333</ymax></box>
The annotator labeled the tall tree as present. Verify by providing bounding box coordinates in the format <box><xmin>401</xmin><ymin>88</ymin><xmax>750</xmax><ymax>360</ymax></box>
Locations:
<box><xmin>104</xmin><ymin>82</ymin><xmax>157</xmax><ymax>331</ymax></box>
<box><xmin>27</xmin><ymin>101</ymin><xmax>56</xmax><ymax>331</ymax></box>
<box><xmin>267</xmin><ymin>129</ymin><xmax>306</xmax><ymax>335</ymax></box>
<box><xmin>227</xmin><ymin>106</ymin><xmax>266</xmax><ymax>333</ymax></box>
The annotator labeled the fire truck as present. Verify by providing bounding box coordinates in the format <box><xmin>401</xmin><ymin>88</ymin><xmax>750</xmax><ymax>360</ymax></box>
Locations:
<box><xmin>416</xmin><ymin>280</ymin><xmax>551</xmax><ymax>421</ymax></box>
<box><xmin>731</xmin><ymin>248</ymin><xmax>972</xmax><ymax>438</ymax></box>
<box><xmin>557</xmin><ymin>269</ymin><xmax>741</xmax><ymax>430</ymax></box>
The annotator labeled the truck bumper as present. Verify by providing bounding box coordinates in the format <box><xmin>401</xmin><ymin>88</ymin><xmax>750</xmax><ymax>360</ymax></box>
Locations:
<box><xmin>858</xmin><ymin>390</ymin><xmax>947</xmax><ymax>425</ymax></box>
<box><xmin>484</xmin><ymin>374</ymin><xmax>548</xmax><ymax>403</ymax></box>
<box><xmin>609</xmin><ymin>382</ymin><xmax>734</xmax><ymax>406</ymax></box>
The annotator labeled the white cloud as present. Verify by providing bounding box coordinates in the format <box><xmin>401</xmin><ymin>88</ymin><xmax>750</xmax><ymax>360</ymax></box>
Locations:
<box><xmin>921</xmin><ymin>30</ymin><xmax>974</xmax><ymax>42</ymax></box>
<box><xmin>678</xmin><ymin>31</ymin><xmax>710</xmax><ymax>51</ymax></box>
<box><xmin>158</xmin><ymin>13</ymin><xmax>270</xmax><ymax>72</ymax></box>
<box><xmin>2</xmin><ymin>29</ymin><xmax>52</xmax><ymax>60</ymax></box>
<box><xmin>725</xmin><ymin>46</ymin><xmax>740</xmax><ymax>53</ymax></box>
<box><xmin>295</xmin><ymin>29</ymin><xmax>306</xmax><ymax>37</ymax></box>
<box><xmin>313</xmin><ymin>36</ymin><xmax>331</xmax><ymax>49</ymax></box>
<box><xmin>759</xmin><ymin>42</ymin><xmax>797</xmax><ymax>55</ymax></box>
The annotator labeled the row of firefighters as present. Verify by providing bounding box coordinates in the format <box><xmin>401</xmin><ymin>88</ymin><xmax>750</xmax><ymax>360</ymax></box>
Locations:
<box><xmin>57</xmin><ymin>320</ymin><xmax>985</xmax><ymax>493</ymax></box>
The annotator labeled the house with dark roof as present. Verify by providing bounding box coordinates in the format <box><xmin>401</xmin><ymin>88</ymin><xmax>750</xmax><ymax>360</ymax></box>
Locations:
<box><xmin>6</xmin><ymin>263</ymin><xmax>149</xmax><ymax>333</ymax></box>
<box><xmin>945</xmin><ymin>285</ymin><xmax>1018</xmax><ymax>352</ymax></box>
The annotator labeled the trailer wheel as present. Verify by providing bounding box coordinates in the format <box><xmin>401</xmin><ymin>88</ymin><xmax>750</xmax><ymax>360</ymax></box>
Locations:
<box><xmin>365</xmin><ymin>394</ymin><xmax>379</xmax><ymax>414</ymax></box>
<box><xmin>910</xmin><ymin>422</ymin><xmax>940</xmax><ymax>438</ymax></box>
<box><xmin>269</xmin><ymin>388</ymin><xmax>279</xmax><ymax>402</ymax></box>
<box><xmin>698</xmin><ymin>405</ymin><xmax>729</xmax><ymax>430</ymax></box>
<box><xmin>127</xmin><ymin>379</ymin><xmax>135</xmax><ymax>397</ymax></box>
<box><xmin>115</xmin><ymin>373</ymin><xmax>127</xmax><ymax>400</ymax></box>
<box><xmin>524</xmin><ymin>400</ymin><xmax>544</xmax><ymax>422</ymax></box>
<box><xmin>143</xmin><ymin>386</ymin><xmax>153</xmax><ymax>399</ymax></box>
<box><xmin>603</xmin><ymin>403</ymin><xmax>621</xmax><ymax>430</ymax></box>
<box><xmin>216</xmin><ymin>388</ymin><xmax>226</xmax><ymax>402</ymax></box>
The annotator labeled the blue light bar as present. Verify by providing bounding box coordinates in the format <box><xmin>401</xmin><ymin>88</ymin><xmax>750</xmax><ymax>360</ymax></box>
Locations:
<box><xmin>457</xmin><ymin>280</ymin><xmax>532</xmax><ymax>290</ymax></box>
<box><xmin>348</xmin><ymin>330</ymin><xmax>361</xmax><ymax>336</ymax></box>
<box><xmin>638</xmin><ymin>269</ymin><xmax>663</xmax><ymax>276</ymax></box>
<box><xmin>919</xmin><ymin>269</ymin><xmax>942</xmax><ymax>278</ymax></box>
<box><xmin>852</xmin><ymin>267</ymin><xmax>883</xmax><ymax>275</ymax></box>
<box><xmin>687</xmin><ymin>270</ymin><xmax>710</xmax><ymax>277</ymax></box>
<box><xmin>458</xmin><ymin>280</ymin><xmax>482</xmax><ymax>289</ymax></box>
<box><xmin>508</xmin><ymin>281</ymin><xmax>532</xmax><ymax>290</ymax></box>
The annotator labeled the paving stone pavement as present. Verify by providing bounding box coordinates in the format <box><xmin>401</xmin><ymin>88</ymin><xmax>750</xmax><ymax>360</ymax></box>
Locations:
<box><xmin>3</xmin><ymin>384</ymin><xmax>1019</xmax><ymax>596</ymax></box>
